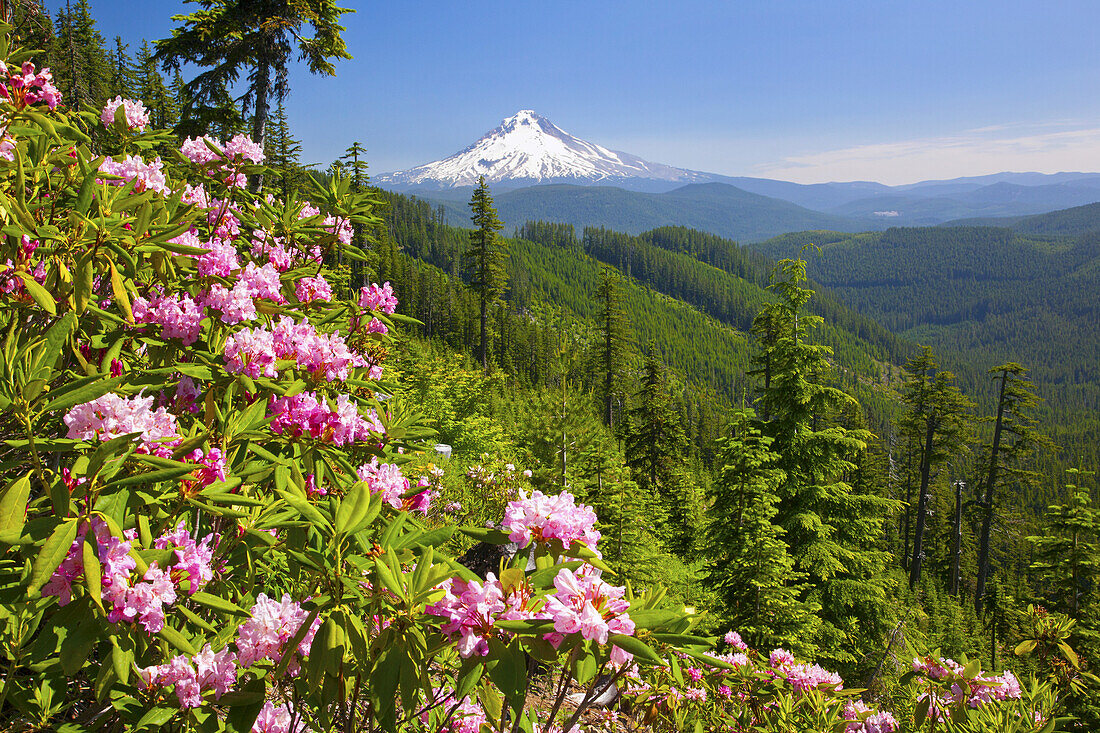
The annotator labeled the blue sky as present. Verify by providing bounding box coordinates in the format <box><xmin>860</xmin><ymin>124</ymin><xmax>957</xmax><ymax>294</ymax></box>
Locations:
<box><xmin>85</xmin><ymin>0</ymin><xmax>1100</xmax><ymax>184</ymax></box>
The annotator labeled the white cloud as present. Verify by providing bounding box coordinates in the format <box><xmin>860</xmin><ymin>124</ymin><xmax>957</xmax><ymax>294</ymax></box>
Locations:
<box><xmin>756</xmin><ymin>123</ymin><xmax>1100</xmax><ymax>185</ymax></box>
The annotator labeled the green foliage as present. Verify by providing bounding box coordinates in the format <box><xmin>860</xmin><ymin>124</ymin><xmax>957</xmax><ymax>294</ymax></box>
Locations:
<box><xmin>465</xmin><ymin>176</ymin><xmax>507</xmax><ymax>371</ymax></box>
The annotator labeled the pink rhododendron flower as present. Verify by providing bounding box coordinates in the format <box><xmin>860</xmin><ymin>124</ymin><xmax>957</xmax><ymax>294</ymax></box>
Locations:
<box><xmin>224</xmin><ymin>133</ymin><xmax>265</xmax><ymax>163</ymax></box>
<box><xmin>543</xmin><ymin>567</ymin><xmax>633</xmax><ymax>646</ymax></box>
<box><xmin>98</xmin><ymin>155</ymin><xmax>170</xmax><ymax>195</ymax></box>
<box><xmin>769</xmin><ymin>648</ymin><xmax>796</xmax><ymax>669</ymax></box>
<box><xmin>271</xmin><ymin>392</ymin><xmax>380</xmax><ymax>446</ymax></box>
<box><xmin>132</xmin><ymin>291</ymin><xmax>204</xmax><ymax>345</ymax></box>
<box><xmin>223</xmin><ymin>326</ymin><xmax>277</xmax><ymax>378</ymax></box>
<box><xmin>155</xmin><ymin>520</ymin><xmax>216</xmax><ymax>593</ymax></box>
<box><xmin>426</xmin><ymin>573</ymin><xmax>538</xmax><ymax>658</ymax></box>
<box><xmin>64</xmin><ymin>393</ymin><xmax>179</xmax><ymax>447</ymax></box>
<box><xmin>236</xmin><ymin>593</ymin><xmax>321</xmax><ymax>675</ymax></box>
<box><xmin>195</xmin><ymin>239</ymin><xmax>240</xmax><ymax>277</ymax></box>
<box><xmin>295</xmin><ymin>274</ymin><xmax>332</xmax><ymax>303</ymax></box>
<box><xmin>0</xmin><ymin>61</ymin><xmax>61</xmax><ymax>109</ymax></box>
<box><xmin>724</xmin><ymin>630</ymin><xmax>748</xmax><ymax>650</ymax></box>
<box><xmin>203</xmin><ymin>282</ymin><xmax>258</xmax><ymax>324</ymax></box>
<box><xmin>181</xmin><ymin>136</ymin><xmax>223</xmax><ymax>165</ymax></box>
<box><xmin>502</xmin><ymin>489</ymin><xmax>600</xmax><ymax>550</ymax></box>
<box><xmin>101</xmin><ymin>96</ymin><xmax>150</xmax><ymax>130</ymax></box>
<box><xmin>358</xmin><ymin>281</ymin><xmax>398</xmax><ymax>314</ymax></box>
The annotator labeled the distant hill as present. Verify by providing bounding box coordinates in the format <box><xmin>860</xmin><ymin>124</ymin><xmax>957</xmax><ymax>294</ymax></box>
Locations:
<box><xmin>947</xmin><ymin>201</ymin><xmax>1100</xmax><ymax>237</ymax></box>
<box><xmin>426</xmin><ymin>182</ymin><xmax>863</xmax><ymax>243</ymax></box>
<box><xmin>753</xmin><ymin>225</ymin><xmax>1100</xmax><ymax>417</ymax></box>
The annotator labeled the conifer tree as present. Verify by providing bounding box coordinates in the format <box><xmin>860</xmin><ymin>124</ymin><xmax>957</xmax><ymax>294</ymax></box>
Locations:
<box><xmin>155</xmin><ymin>0</ymin><xmax>353</xmax><ymax>151</ymax></box>
<box><xmin>974</xmin><ymin>363</ymin><xmax>1049</xmax><ymax>615</ymax></box>
<box><xmin>751</xmin><ymin>257</ymin><xmax>895</xmax><ymax>666</ymax></box>
<box><xmin>704</xmin><ymin>410</ymin><xmax>819</xmax><ymax>654</ymax></box>
<box><xmin>594</xmin><ymin>265</ymin><xmax>630</xmax><ymax>428</ymax></box>
<box><xmin>465</xmin><ymin>176</ymin><xmax>506</xmax><ymax>372</ymax></box>
<box><xmin>626</xmin><ymin>350</ymin><xmax>693</xmax><ymax>550</ymax></box>
<box><xmin>900</xmin><ymin>346</ymin><xmax>973</xmax><ymax>590</ymax></box>
<box><xmin>1029</xmin><ymin>470</ymin><xmax>1099</xmax><ymax>620</ymax></box>
<box><xmin>52</xmin><ymin>0</ymin><xmax>110</xmax><ymax>111</ymax></box>
<box><xmin>264</xmin><ymin>98</ymin><xmax>305</xmax><ymax>198</ymax></box>
<box><xmin>134</xmin><ymin>41</ymin><xmax>174</xmax><ymax>128</ymax></box>
<box><xmin>108</xmin><ymin>36</ymin><xmax>134</xmax><ymax>100</ymax></box>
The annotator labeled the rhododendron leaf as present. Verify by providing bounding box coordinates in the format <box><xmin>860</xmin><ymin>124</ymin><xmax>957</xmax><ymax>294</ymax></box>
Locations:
<box><xmin>223</xmin><ymin>676</ymin><xmax>266</xmax><ymax>730</ymax></box>
<box><xmin>650</xmin><ymin>632</ymin><xmax>713</xmax><ymax>648</ymax></box>
<box><xmin>74</xmin><ymin>168</ymin><xmax>100</xmax><ymax>215</ymax></box>
<box><xmin>625</xmin><ymin>608</ymin><xmax>683</xmax><ymax>631</ymax></box>
<box><xmin>1058</xmin><ymin>641</ymin><xmax>1079</xmax><ymax>668</ymax></box>
<box><xmin>186</xmin><ymin>497</ymin><xmax>248</xmax><ymax>519</ymax></box>
<box><xmin>133</xmin><ymin>706</ymin><xmax>177</xmax><ymax>731</ymax></box>
<box><xmin>28</xmin><ymin>518</ymin><xmax>78</xmax><ymax>595</ymax></box>
<box><xmin>494</xmin><ymin>619</ymin><xmax>556</xmax><ymax>633</ymax></box>
<box><xmin>16</xmin><ymin>272</ymin><xmax>55</xmax><ymax>315</ymax></box>
<box><xmin>81</xmin><ymin>536</ymin><xmax>101</xmax><ymax>606</ymax></box>
<box><xmin>157</xmin><ymin>624</ymin><xmax>196</xmax><ymax>656</ymax></box>
<box><xmin>107</xmin><ymin>260</ymin><xmax>132</xmax><ymax>322</ymax></box>
<box><xmin>109</xmin><ymin>634</ymin><xmax>133</xmax><ymax>685</ymax></box>
<box><xmin>175</xmin><ymin>603</ymin><xmax>216</xmax><ymax>633</ymax></box>
<box><xmin>335</xmin><ymin>480</ymin><xmax>370</xmax><ymax>534</ymax></box>
<box><xmin>190</xmin><ymin>591</ymin><xmax>248</xmax><ymax>617</ymax></box>
<box><xmin>460</xmin><ymin>527</ymin><xmax>510</xmax><ymax>544</ymax></box>
<box><xmin>914</xmin><ymin>696</ymin><xmax>931</xmax><ymax>727</ymax></box>
<box><xmin>609</xmin><ymin>634</ymin><xmax>664</xmax><ymax>665</ymax></box>
<box><xmin>74</xmin><ymin>250</ymin><xmax>94</xmax><ymax>314</ymax></box>
<box><xmin>31</xmin><ymin>311</ymin><xmax>76</xmax><ymax>379</ymax></box>
<box><xmin>574</xmin><ymin>647</ymin><xmax>599</xmax><ymax>684</ymax></box>
<box><xmin>962</xmin><ymin>658</ymin><xmax>981</xmax><ymax>679</ymax></box>
<box><xmin>528</xmin><ymin>560</ymin><xmax>585</xmax><ymax>587</ymax></box>
<box><xmin>0</xmin><ymin>471</ymin><xmax>30</xmax><ymax>532</ymax></box>
<box><xmin>105</xmin><ymin>464</ymin><xmax>195</xmax><ymax>489</ymax></box>
<box><xmin>274</xmin><ymin>487</ymin><xmax>332</xmax><ymax>530</ymax></box>
<box><xmin>488</xmin><ymin>638</ymin><xmax>527</xmax><ymax>718</ymax></box>
<box><xmin>44</xmin><ymin>375</ymin><xmax>127</xmax><ymax>413</ymax></box>
<box><xmin>478</xmin><ymin>681</ymin><xmax>504</xmax><ymax>727</ymax></box>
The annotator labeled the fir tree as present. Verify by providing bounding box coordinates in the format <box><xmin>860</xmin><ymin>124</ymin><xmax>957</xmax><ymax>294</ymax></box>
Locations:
<box><xmin>264</xmin><ymin>98</ymin><xmax>305</xmax><ymax>198</ymax></box>
<box><xmin>1029</xmin><ymin>470</ymin><xmax>1099</xmax><ymax>620</ymax></box>
<box><xmin>751</xmin><ymin>257</ymin><xmax>895</xmax><ymax>667</ymax></box>
<box><xmin>974</xmin><ymin>363</ymin><xmax>1049</xmax><ymax>615</ymax></box>
<box><xmin>52</xmin><ymin>0</ymin><xmax>110</xmax><ymax>111</ymax></box>
<box><xmin>134</xmin><ymin>40</ymin><xmax>175</xmax><ymax>129</ymax></box>
<box><xmin>594</xmin><ymin>265</ymin><xmax>630</xmax><ymax>428</ymax></box>
<box><xmin>465</xmin><ymin>176</ymin><xmax>506</xmax><ymax>372</ymax></box>
<box><xmin>108</xmin><ymin>36</ymin><xmax>133</xmax><ymax>100</ymax></box>
<box><xmin>155</xmin><ymin>0</ymin><xmax>353</xmax><ymax>152</ymax></box>
<box><xmin>901</xmin><ymin>346</ymin><xmax>973</xmax><ymax>590</ymax></box>
<box><xmin>704</xmin><ymin>409</ymin><xmax>819</xmax><ymax>654</ymax></box>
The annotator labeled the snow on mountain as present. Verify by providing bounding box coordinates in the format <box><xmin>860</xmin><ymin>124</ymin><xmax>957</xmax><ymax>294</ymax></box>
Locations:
<box><xmin>376</xmin><ymin>110</ymin><xmax>713</xmax><ymax>190</ymax></box>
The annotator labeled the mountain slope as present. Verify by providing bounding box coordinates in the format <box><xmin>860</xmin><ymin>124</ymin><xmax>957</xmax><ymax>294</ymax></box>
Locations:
<box><xmin>429</xmin><ymin>182</ymin><xmax>863</xmax><ymax>243</ymax></box>
<box><xmin>752</xmin><ymin>226</ymin><xmax>1100</xmax><ymax>417</ymax></box>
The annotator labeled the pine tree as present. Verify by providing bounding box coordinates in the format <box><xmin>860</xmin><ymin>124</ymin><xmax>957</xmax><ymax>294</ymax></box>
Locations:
<box><xmin>625</xmin><ymin>350</ymin><xmax>693</xmax><ymax>550</ymax></box>
<box><xmin>594</xmin><ymin>265</ymin><xmax>630</xmax><ymax>428</ymax></box>
<box><xmin>52</xmin><ymin>0</ymin><xmax>110</xmax><ymax>111</ymax></box>
<box><xmin>1029</xmin><ymin>470</ymin><xmax>1099</xmax><ymax>620</ymax></box>
<box><xmin>704</xmin><ymin>409</ymin><xmax>819</xmax><ymax>654</ymax></box>
<box><xmin>974</xmin><ymin>364</ymin><xmax>1049</xmax><ymax>615</ymax></box>
<box><xmin>108</xmin><ymin>36</ymin><xmax>134</xmax><ymax>100</ymax></box>
<box><xmin>751</xmin><ymin>257</ymin><xmax>895</xmax><ymax>667</ymax></box>
<box><xmin>134</xmin><ymin>41</ymin><xmax>174</xmax><ymax>129</ymax></box>
<box><xmin>465</xmin><ymin>176</ymin><xmax>506</xmax><ymax>372</ymax></box>
<box><xmin>900</xmin><ymin>346</ymin><xmax>973</xmax><ymax>590</ymax></box>
<box><xmin>155</xmin><ymin>0</ymin><xmax>352</xmax><ymax>152</ymax></box>
<box><xmin>264</xmin><ymin>98</ymin><xmax>306</xmax><ymax>198</ymax></box>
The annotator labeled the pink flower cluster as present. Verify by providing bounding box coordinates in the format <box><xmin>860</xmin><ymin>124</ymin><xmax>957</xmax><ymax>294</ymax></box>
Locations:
<box><xmin>910</xmin><ymin>656</ymin><xmax>1023</xmax><ymax>718</ymax></box>
<box><xmin>236</xmin><ymin>593</ymin><xmax>321</xmax><ymax>676</ymax></box>
<box><xmin>181</xmin><ymin>134</ymin><xmax>265</xmax><ymax>187</ymax></box>
<box><xmin>359</xmin><ymin>281</ymin><xmax>398</xmax><ymax>314</ymax></box>
<box><xmin>298</xmin><ymin>202</ymin><xmax>352</xmax><ymax>246</ymax></box>
<box><xmin>270</xmin><ymin>391</ymin><xmax>382</xmax><ymax>446</ymax></box>
<box><xmin>195</xmin><ymin>239</ymin><xmax>240</xmax><ymax>277</ymax></box>
<box><xmin>0</xmin><ymin>60</ymin><xmax>61</xmax><ymax>110</ymax></box>
<box><xmin>356</xmin><ymin>458</ymin><xmax>432</xmax><ymax>513</ymax></box>
<box><xmin>844</xmin><ymin>701</ymin><xmax>899</xmax><ymax>733</ymax></box>
<box><xmin>426</xmin><ymin>572</ymin><xmax>539</xmax><ymax>658</ymax></box>
<box><xmin>132</xmin><ymin>291</ymin><xmax>204</xmax><ymax>345</ymax></box>
<box><xmin>723</xmin><ymin>630</ymin><xmax>748</xmax><ymax>650</ymax></box>
<box><xmin>544</xmin><ymin>567</ymin><xmax>633</xmax><ymax>657</ymax></box>
<box><xmin>295</xmin><ymin>275</ymin><xmax>332</xmax><ymax>303</ymax></box>
<box><xmin>64</xmin><ymin>393</ymin><xmax>179</xmax><ymax>449</ymax></box>
<box><xmin>138</xmin><ymin>644</ymin><xmax>237</xmax><ymax>709</ymax></box>
<box><xmin>98</xmin><ymin>155</ymin><xmax>170</xmax><ymax>195</ymax></box>
<box><xmin>101</xmin><ymin>96</ymin><xmax>150</xmax><ymax>131</ymax></box>
<box><xmin>43</xmin><ymin>518</ymin><xmax>214</xmax><ymax>633</ymax></box>
<box><xmin>223</xmin><ymin>318</ymin><xmax>365</xmax><ymax>381</ymax></box>
<box><xmin>502</xmin><ymin>489</ymin><xmax>601</xmax><ymax>551</ymax></box>
<box><xmin>252</xmin><ymin>701</ymin><xmax>306</xmax><ymax>733</ymax></box>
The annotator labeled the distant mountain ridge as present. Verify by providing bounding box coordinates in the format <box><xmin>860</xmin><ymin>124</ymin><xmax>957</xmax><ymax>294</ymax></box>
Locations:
<box><xmin>376</xmin><ymin>109</ymin><xmax>1100</xmax><ymax>231</ymax></box>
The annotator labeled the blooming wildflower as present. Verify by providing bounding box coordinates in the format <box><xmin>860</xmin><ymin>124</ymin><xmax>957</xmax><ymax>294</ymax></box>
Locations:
<box><xmin>64</xmin><ymin>393</ymin><xmax>179</xmax><ymax>447</ymax></box>
<box><xmin>101</xmin><ymin>96</ymin><xmax>150</xmax><ymax>130</ymax></box>
<box><xmin>358</xmin><ymin>281</ymin><xmax>399</xmax><ymax>313</ymax></box>
<box><xmin>543</xmin><ymin>567</ymin><xmax>633</xmax><ymax>645</ymax></box>
<box><xmin>98</xmin><ymin>155</ymin><xmax>170</xmax><ymax>195</ymax></box>
<box><xmin>236</xmin><ymin>593</ymin><xmax>320</xmax><ymax>675</ymax></box>
<box><xmin>502</xmin><ymin>489</ymin><xmax>601</xmax><ymax>551</ymax></box>
<box><xmin>295</xmin><ymin>274</ymin><xmax>332</xmax><ymax>303</ymax></box>
<box><xmin>132</xmin><ymin>291</ymin><xmax>204</xmax><ymax>345</ymax></box>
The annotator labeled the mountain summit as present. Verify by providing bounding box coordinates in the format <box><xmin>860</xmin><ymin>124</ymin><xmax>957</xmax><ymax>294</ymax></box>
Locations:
<box><xmin>376</xmin><ymin>110</ymin><xmax>713</xmax><ymax>191</ymax></box>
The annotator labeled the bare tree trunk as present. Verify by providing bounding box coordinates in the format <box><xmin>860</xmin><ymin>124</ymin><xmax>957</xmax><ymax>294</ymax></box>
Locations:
<box><xmin>249</xmin><ymin>59</ymin><xmax>271</xmax><ymax>192</ymax></box>
<box><xmin>949</xmin><ymin>479</ymin><xmax>963</xmax><ymax>596</ymax></box>
<box><xmin>908</xmin><ymin>416</ymin><xmax>936</xmax><ymax>590</ymax></box>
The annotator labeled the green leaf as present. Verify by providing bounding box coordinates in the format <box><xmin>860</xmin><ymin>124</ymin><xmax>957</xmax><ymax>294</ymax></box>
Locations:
<box><xmin>104</xmin><ymin>464</ymin><xmax>195</xmax><ymax>488</ymax></box>
<box><xmin>190</xmin><ymin>591</ymin><xmax>249</xmax><ymax>617</ymax></box>
<box><xmin>74</xmin><ymin>250</ymin><xmax>94</xmax><ymax>313</ymax></box>
<box><xmin>962</xmin><ymin>659</ymin><xmax>981</xmax><ymax>679</ymax></box>
<box><xmin>1014</xmin><ymin>640</ymin><xmax>1037</xmax><ymax>656</ymax></box>
<box><xmin>914</xmin><ymin>695</ymin><xmax>930</xmax><ymax>728</ymax></box>
<box><xmin>44</xmin><ymin>374</ymin><xmax>127</xmax><ymax>413</ymax></box>
<box><xmin>158</xmin><ymin>625</ymin><xmax>196</xmax><ymax>655</ymax></box>
<box><xmin>0</xmin><ymin>472</ymin><xmax>31</xmax><ymax>532</ymax></box>
<box><xmin>17</xmin><ymin>272</ymin><xmax>55</xmax><ymax>314</ymax></box>
<box><xmin>335</xmin><ymin>481</ymin><xmax>370</xmax><ymax>534</ymax></box>
<box><xmin>487</xmin><ymin>639</ymin><xmax>527</xmax><ymax>719</ymax></box>
<box><xmin>608</xmin><ymin>634</ymin><xmax>664</xmax><ymax>665</ymax></box>
<box><xmin>29</xmin><ymin>519</ymin><xmax>78</xmax><ymax>595</ymax></box>
<box><xmin>625</xmin><ymin>608</ymin><xmax>684</xmax><ymax>631</ymax></box>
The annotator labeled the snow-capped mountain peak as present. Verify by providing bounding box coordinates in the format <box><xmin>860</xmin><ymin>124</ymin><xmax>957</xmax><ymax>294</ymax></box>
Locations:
<box><xmin>376</xmin><ymin>110</ymin><xmax>711</xmax><ymax>191</ymax></box>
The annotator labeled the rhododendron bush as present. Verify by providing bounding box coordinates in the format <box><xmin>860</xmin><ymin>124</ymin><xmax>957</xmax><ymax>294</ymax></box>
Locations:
<box><xmin>0</xmin><ymin>31</ymin><xmax>1061</xmax><ymax>733</ymax></box>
